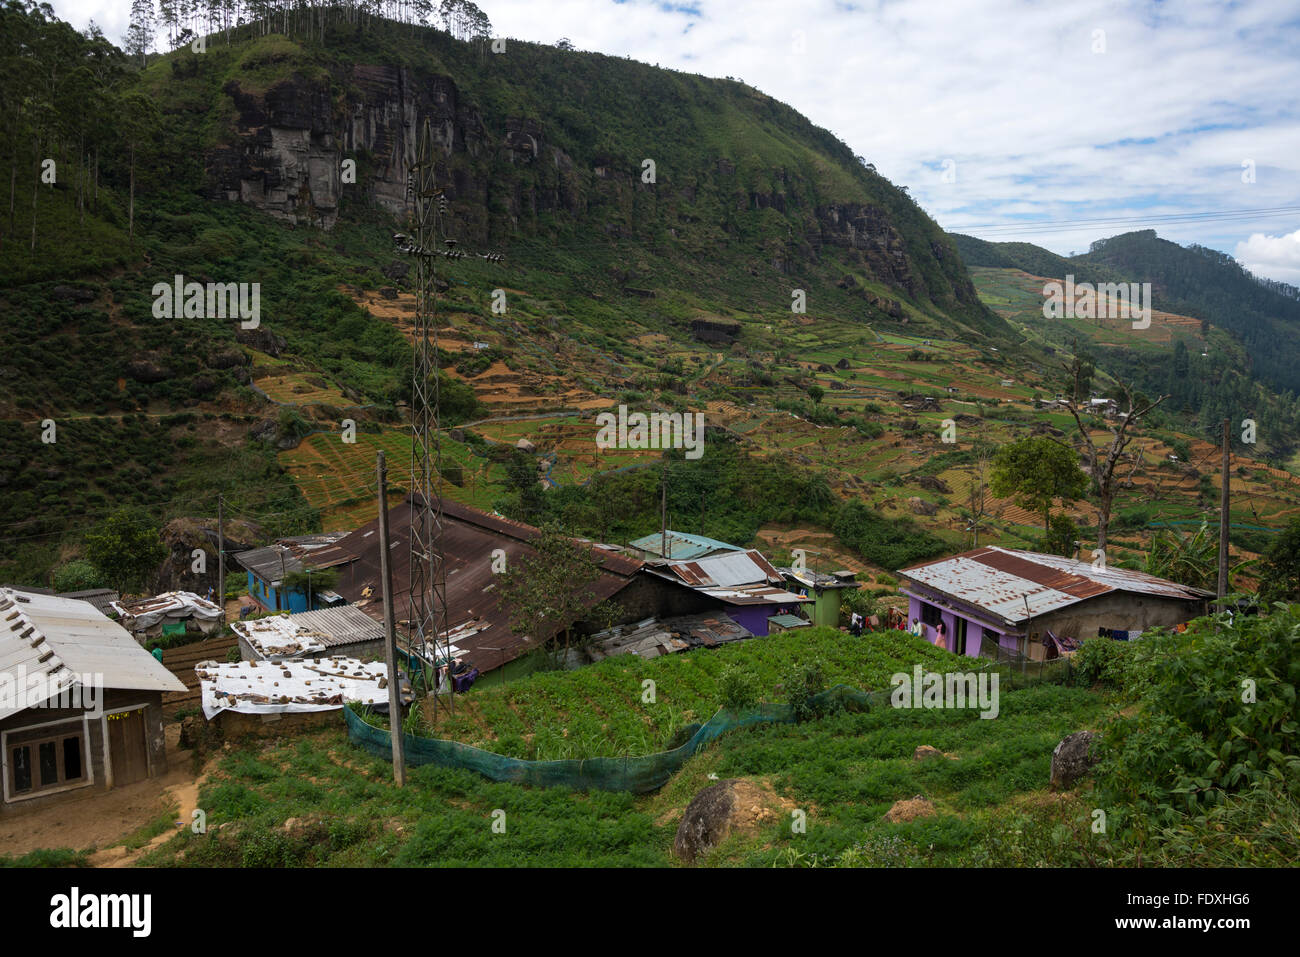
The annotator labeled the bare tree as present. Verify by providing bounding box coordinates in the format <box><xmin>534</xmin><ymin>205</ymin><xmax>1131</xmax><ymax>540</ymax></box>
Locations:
<box><xmin>1060</xmin><ymin>366</ymin><xmax>1167</xmax><ymax>553</ymax></box>
<box><xmin>964</xmin><ymin>438</ymin><xmax>992</xmax><ymax>548</ymax></box>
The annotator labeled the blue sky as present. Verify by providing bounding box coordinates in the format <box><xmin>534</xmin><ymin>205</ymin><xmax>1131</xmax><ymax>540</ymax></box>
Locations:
<box><xmin>52</xmin><ymin>0</ymin><xmax>1300</xmax><ymax>282</ymax></box>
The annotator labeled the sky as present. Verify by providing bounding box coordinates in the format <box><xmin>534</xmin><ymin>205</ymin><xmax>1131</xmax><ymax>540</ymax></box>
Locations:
<box><xmin>49</xmin><ymin>0</ymin><xmax>1300</xmax><ymax>283</ymax></box>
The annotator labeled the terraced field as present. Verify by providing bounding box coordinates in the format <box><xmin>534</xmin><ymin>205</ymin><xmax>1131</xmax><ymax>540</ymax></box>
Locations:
<box><xmin>248</xmin><ymin>264</ymin><xmax>1300</xmax><ymax>574</ymax></box>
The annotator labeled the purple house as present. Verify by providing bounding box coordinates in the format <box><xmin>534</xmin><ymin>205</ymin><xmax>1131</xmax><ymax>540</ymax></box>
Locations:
<box><xmin>897</xmin><ymin>546</ymin><xmax>1212</xmax><ymax>659</ymax></box>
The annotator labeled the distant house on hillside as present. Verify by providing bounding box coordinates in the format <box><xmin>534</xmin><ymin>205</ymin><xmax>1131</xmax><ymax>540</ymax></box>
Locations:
<box><xmin>896</xmin><ymin>547</ymin><xmax>1212</xmax><ymax>661</ymax></box>
<box><xmin>777</xmin><ymin>567</ymin><xmax>861</xmax><ymax>627</ymax></box>
<box><xmin>233</xmin><ymin>532</ymin><xmax>350</xmax><ymax>614</ymax></box>
<box><xmin>1</xmin><ymin>589</ymin><xmax>185</xmax><ymax>811</ymax></box>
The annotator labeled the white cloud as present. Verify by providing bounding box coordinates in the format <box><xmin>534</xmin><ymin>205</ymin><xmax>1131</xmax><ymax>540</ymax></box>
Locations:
<box><xmin>1235</xmin><ymin>230</ymin><xmax>1300</xmax><ymax>286</ymax></box>
<box><xmin>45</xmin><ymin>0</ymin><xmax>1300</xmax><ymax>280</ymax></box>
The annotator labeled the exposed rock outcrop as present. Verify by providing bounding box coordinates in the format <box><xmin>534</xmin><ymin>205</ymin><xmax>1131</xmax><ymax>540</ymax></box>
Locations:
<box><xmin>1050</xmin><ymin>731</ymin><xmax>1100</xmax><ymax>790</ymax></box>
<box><xmin>674</xmin><ymin>778</ymin><xmax>794</xmax><ymax>863</ymax></box>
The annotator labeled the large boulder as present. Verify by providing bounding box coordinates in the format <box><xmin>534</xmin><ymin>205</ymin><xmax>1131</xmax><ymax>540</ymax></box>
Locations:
<box><xmin>1050</xmin><ymin>731</ymin><xmax>1100</xmax><ymax>790</ymax></box>
<box><xmin>674</xmin><ymin>778</ymin><xmax>789</xmax><ymax>864</ymax></box>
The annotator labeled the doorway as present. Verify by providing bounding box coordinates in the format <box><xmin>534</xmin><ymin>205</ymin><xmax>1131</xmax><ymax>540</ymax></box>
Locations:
<box><xmin>106</xmin><ymin>708</ymin><xmax>149</xmax><ymax>787</ymax></box>
<box><xmin>952</xmin><ymin>618</ymin><xmax>968</xmax><ymax>656</ymax></box>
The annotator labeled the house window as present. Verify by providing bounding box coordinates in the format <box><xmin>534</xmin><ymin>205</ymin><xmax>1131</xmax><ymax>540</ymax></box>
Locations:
<box><xmin>920</xmin><ymin>603</ymin><xmax>943</xmax><ymax>627</ymax></box>
<box><xmin>7</xmin><ymin>723</ymin><xmax>88</xmax><ymax>799</ymax></box>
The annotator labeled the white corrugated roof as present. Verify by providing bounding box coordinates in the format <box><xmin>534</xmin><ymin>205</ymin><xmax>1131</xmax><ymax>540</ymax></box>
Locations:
<box><xmin>0</xmin><ymin>589</ymin><xmax>185</xmax><ymax>718</ymax></box>
<box><xmin>232</xmin><ymin>606</ymin><xmax>384</xmax><ymax>660</ymax></box>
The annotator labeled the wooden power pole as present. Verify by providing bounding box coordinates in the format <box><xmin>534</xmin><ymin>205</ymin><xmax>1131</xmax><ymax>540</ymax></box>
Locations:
<box><xmin>217</xmin><ymin>494</ymin><xmax>225</xmax><ymax>626</ymax></box>
<box><xmin>377</xmin><ymin>450</ymin><xmax>406</xmax><ymax>786</ymax></box>
<box><xmin>660</xmin><ymin>463</ymin><xmax>668</xmax><ymax>559</ymax></box>
<box><xmin>1218</xmin><ymin>418</ymin><xmax>1230</xmax><ymax>598</ymax></box>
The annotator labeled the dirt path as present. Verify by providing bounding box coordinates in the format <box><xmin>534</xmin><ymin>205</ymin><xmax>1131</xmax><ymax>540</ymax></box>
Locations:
<box><xmin>90</xmin><ymin>769</ymin><xmax>208</xmax><ymax>868</ymax></box>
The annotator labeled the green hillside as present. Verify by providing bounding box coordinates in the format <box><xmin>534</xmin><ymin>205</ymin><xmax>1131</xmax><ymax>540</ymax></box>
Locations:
<box><xmin>952</xmin><ymin>230</ymin><xmax>1300</xmax><ymax>455</ymax></box>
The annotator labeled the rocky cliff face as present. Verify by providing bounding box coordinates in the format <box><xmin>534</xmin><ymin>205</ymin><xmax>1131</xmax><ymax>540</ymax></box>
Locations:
<box><xmin>207</xmin><ymin>65</ymin><xmax>583</xmax><ymax>237</ymax></box>
<box><xmin>202</xmin><ymin>62</ymin><xmax>974</xmax><ymax>313</ymax></box>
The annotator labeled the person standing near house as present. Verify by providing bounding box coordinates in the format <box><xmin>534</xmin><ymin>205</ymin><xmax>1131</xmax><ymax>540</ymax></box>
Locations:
<box><xmin>934</xmin><ymin>619</ymin><xmax>948</xmax><ymax>651</ymax></box>
<box><xmin>909</xmin><ymin>617</ymin><xmax>922</xmax><ymax>638</ymax></box>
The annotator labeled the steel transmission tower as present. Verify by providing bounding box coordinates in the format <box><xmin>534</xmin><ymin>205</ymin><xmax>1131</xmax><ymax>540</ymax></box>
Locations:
<box><xmin>401</xmin><ymin>118</ymin><xmax>503</xmax><ymax>720</ymax></box>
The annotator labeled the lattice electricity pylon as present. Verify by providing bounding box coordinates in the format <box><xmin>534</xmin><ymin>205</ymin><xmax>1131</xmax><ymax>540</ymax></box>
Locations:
<box><xmin>399</xmin><ymin>118</ymin><xmax>503</xmax><ymax>720</ymax></box>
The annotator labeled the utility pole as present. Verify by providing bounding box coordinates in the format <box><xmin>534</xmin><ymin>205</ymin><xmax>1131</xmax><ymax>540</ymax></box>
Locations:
<box><xmin>377</xmin><ymin>450</ymin><xmax>406</xmax><ymax>786</ymax></box>
<box><xmin>217</xmin><ymin>494</ymin><xmax>225</xmax><ymax>626</ymax></box>
<box><xmin>402</xmin><ymin>117</ymin><xmax>503</xmax><ymax>722</ymax></box>
<box><xmin>1218</xmin><ymin>418</ymin><xmax>1230</xmax><ymax>598</ymax></box>
<box><xmin>660</xmin><ymin>463</ymin><xmax>668</xmax><ymax>559</ymax></box>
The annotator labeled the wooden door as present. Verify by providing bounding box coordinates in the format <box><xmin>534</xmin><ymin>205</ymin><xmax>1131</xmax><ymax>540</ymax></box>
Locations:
<box><xmin>107</xmin><ymin>708</ymin><xmax>149</xmax><ymax>787</ymax></box>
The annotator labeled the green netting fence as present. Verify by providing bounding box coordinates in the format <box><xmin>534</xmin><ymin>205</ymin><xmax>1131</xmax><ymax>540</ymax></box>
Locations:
<box><xmin>343</xmin><ymin>655</ymin><xmax>1077</xmax><ymax>793</ymax></box>
<box><xmin>344</xmin><ymin>685</ymin><xmax>885</xmax><ymax>794</ymax></box>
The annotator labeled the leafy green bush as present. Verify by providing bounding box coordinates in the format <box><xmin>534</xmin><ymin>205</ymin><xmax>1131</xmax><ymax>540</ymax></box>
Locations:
<box><xmin>51</xmin><ymin>559</ymin><xmax>107</xmax><ymax>592</ymax></box>
<box><xmin>718</xmin><ymin>665</ymin><xmax>761</xmax><ymax>712</ymax></box>
<box><xmin>1071</xmin><ymin>636</ymin><xmax>1139</xmax><ymax>690</ymax></box>
<box><xmin>783</xmin><ymin>658</ymin><xmax>828</xmax><ymax>722</ymax></box>
<box><xmin>1095</xmin><ymin>607</ymin><xmax>1300</xmax><ymax>833</ymax></box>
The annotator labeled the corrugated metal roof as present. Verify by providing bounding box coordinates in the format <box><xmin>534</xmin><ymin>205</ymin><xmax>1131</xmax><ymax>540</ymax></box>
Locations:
<box><xmin>664</xmin><ymin>549</ymin><xmax>782</xmax><ymax>588</ymax></box>
<box><xmin>306</xmin><ymin>495</ymin><xmax>644</xmax><ymax>674</ymax></box>
<box><xmin>651</xmin><ymin>549</ymin><xmax>802</xmax><ymax>606</ymax></box>
<box><xmin>628</xmin><ymin>530</ymin><xmax>744</xmax><ymax>561</ymax></box>
<box><xmin>59</xmin><ymin>589</ymin><xmax>120</xmax><ymax>615</ymax></box>
<box><xmin>232</xmin><ymin>606</ymin><xmax>386</xmax><ymax>660</ymax></box>
<box><xmin>588</xmin><ymin>612</ymin><xmax>752</xmax><ymax>661</ymax></box>
<box><xmin>0</xmin><ymin>589</ymin><xmax>185</xmax><ymax>718</ymax></box>
<box><xmin>777</xmin><ymin>568</ymin><xmax>861</xmax><ymax>590</ymax></box>
<box><xmin>768</xmin><ymin>614</ymin><xmax>812</xmax><ymax>629</ymax></box>
<box><xmin>898</xmin><ymin>547</ymin><xmax>1212</xmax><ymax>625</ymax></box>
<box><xmin>232</xmin><ymin>532</ymin><xmax>350</xmax><ymax>585</ymax></box>
<box><xmin>232</xmin><ymin>544</ymin><xmax>304</xmax><ymax>584</ymax></box>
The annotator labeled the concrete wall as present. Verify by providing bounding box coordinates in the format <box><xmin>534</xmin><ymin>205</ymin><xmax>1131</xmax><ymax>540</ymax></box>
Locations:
<box><xmin>606</xmin><ymin>575</ymin><xmax>717</xmax><ymax>623</ymax></box>
<box><xmin>1036</xmin><ymin>592</ymin><xmax>1207</xmax><ymax>640</ymax></box>
<box><xmin>212</xmin><ymin>707</ymin><xmax>338</xmax><ymax>738</ymax></box>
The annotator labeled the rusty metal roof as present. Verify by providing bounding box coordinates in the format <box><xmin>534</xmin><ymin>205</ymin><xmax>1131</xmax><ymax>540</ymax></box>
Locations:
<box><xmin>650</xmin><ymin>549</ymin><xmax>804</xmax><ymax>605</ymax></box>
<box><xmin>898</xmin><ymin>546</ymin><xmax>1212</xmax><ymax>625</ymax></box>
<box><xmin>660</xmin><ymin>549</ymin><xmax>782</xmax><ymax>588</ymax></box>
<box><xmin>309</xmin><ymin>496</ymin><xmax>644</xmax><ymax>673</ymax></box>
